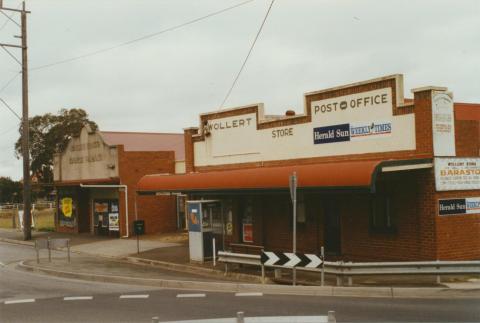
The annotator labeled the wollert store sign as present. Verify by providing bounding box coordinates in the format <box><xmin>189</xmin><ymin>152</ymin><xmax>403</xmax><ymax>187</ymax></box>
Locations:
<box><xmin>439</xmin><ymin>197</ymin><xmax>480</xmax><ymax>216</ymax></box>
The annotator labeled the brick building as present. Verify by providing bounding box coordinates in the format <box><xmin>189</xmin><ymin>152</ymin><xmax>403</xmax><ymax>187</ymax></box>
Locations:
<box><xmin>137</xmin><ymin>74</ymin><xmax>480</xmax><ymax>261</ymax></box>
<box><xmin>53</xmin><ymin>125</ymin><xmax>185</xmax><ymax>237</ymax></box>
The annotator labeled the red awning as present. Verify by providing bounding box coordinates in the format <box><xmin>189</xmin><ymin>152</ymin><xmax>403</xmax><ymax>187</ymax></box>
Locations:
<box><xmin>137</xmin><ymin>160</ymin><xmax>387</xmax><ymax>193</ymax></box>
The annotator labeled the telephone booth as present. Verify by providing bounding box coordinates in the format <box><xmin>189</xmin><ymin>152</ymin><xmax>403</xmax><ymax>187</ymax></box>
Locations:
<box><xmin>186</xmin><ymin>200</ymin><xmax>223</xmax><ymax>263</ymax></box>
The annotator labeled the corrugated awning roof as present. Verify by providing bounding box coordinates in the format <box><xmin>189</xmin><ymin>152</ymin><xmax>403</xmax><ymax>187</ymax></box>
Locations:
<box><xmin>100</xmin><ymin>131</ymin><xmax>185</xmax><ymax>160</ymax></box>
<box><xmin>137</xmin><ymin>159</ymin><xmax>432</xmax><ymax>194</ymax></box>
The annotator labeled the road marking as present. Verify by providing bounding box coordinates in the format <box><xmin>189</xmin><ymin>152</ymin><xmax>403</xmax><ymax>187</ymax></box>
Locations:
<box><xmin>235</xmin><ymin>292</ymin><xmax>263</xmax><ymax>297</ymax></box>
<box><xmin>4</xmin><ymin>299</ymin><xmax>35</xmax><ymax>305</ymax></box>
<box><xmin>176</xmin><ymin>293</ymin><xmax>206</xmax><ymax>298</ymax></box>
<box><xmin>0</xmin><ymin>262</ymin><xmax>5</xmax><ymax>267</ymax></box>
<box><xmin>119</xmin><ymin>294</ymin><xmax>149</xmax><ymax>299</ymax></box>
<box><xmin>63</xmin><ymin>296</ymin><xmax>93</xmax><ymax>301</ymax></box>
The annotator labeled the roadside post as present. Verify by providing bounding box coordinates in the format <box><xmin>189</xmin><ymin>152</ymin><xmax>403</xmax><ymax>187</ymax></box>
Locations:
<box><xmin>133</xmin><ymin>220</ymin><xmax>145</xmax><ymax>254</ymax></box>
<box><xmin>289</xmin><ymin>172</ymin><xmax>297</xmax><ymax>286</ymax></box>
<box><xmin>321</xmin><ymin>246</ymin><xmax>325</xmax><ymax>286</ymax></box>
<box><xmin>212</xmin><ymin>237</ymin><xmax>216</xmax><ymax>267</ymax></box>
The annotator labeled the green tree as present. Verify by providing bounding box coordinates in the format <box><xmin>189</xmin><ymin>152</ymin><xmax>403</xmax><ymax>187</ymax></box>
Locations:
<box><xmin>15</xmin><ymin>108</ymin><xmax>97</xmax><ymax>185</ymax></box>
<box><xmin>0</xmin><ymin>177</ymin><xmax>22</xmax><ymax>203</ymax></box>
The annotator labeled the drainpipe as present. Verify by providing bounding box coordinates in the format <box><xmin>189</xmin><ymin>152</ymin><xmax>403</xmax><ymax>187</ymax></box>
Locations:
<box><xmin>79</xmin><ymin>184</ymin><xmax>129</xmax><ymax>238</ymax></box>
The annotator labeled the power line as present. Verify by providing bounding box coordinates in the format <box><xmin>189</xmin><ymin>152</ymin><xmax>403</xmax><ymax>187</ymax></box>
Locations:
<box><xmin>0</xmin><ymin>71</ymin><xmax>20</xmax><ymax>94</ymax></box>
<box><xmin>219</xmin><ymin>0</ymin><xmax>275</xmax><ymax>109</ymax></box>
<box><xmin>30</xmin><ymin>0</ymin><xmax>255</xmax><ymax>71</ymax></box>
<box><xmin>0</xmin><ymin>3</ymin><xmax>22</xmax><ymax>31</ymax></box>
<box><xmin>0</xmin><ymin>97</ymin><xmax>21</xmax><ymax>120</ymax></box>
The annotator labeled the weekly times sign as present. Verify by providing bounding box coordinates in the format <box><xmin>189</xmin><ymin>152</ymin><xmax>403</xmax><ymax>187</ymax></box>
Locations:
<box><xmin>313</xmin><ymin>121</ymin><xmax>392</xmax><ymax>144</ymax></box>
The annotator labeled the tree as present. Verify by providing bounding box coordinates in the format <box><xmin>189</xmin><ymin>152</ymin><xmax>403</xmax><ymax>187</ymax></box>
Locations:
<box><xmin>15</xmin><ymin>108</ymin><xmax>98</xmax><ymax>186</ymax></box>
<box><xmin>0</xmin><ymin>177</ymin><xmax>22</xmax><ymax>203</ymax></box>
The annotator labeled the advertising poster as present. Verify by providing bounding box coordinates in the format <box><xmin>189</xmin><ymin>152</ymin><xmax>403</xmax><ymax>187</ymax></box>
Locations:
<box><xmin>432</xmin><ymin>92</ymin><xmax>456</xmax><ymax>156</ymax></box>
<box><xmin>108</xmin><ymin>213</ymin><xmax>119</xmax><ymax>231</ymax></box>
<box><xmin>59</xmin><ymin>197</ymin><xmax>75</xmax><ymax>227</ymax></box>
<box><xmin>439</xmin><ymin>197</ymin><xmax>480</xmax><ymax>216</ymax></box>
<box><xmin>243</xmin><ymin>223</ymin><xmax>253</xmax><ymax>243</ymax></box>
<box><xmin>187</xmin><ymin>203</ymin><xmax>201</xmax><ymax>232</ymax></box>
<box><xmin>435</xmin><ymin>157</ymin><xmax>480</xmax><ymax>191</ymax></box>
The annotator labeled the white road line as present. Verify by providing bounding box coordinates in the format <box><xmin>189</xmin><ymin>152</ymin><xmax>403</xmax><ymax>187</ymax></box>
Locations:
<box><xmin>176</xmin><ymin>293</ymin><xmax>206</xmax><ymax>298</ymax></box>
<box><xmin>0</xmin><ymin>262</ymin><xmax>5</xmax><ymax>267</ymax></box>
<box><xmin>4</xmin><ymin>299</ymin><xmax>35</xmax><ymax>305</ymax></box>
<box><xmin>119</xmin><ymin>294</ymin><xmax>149</xmax><ymax>299</ymax></box>
<box><xmin>235</xmin><ymin>292</ymin><xmax>263</xmax><ymax>297</ymax></box>
<box><xmin>63</xmin><ymin>296</ymin><xmax>93</xmax><ymax>301</ymax></box>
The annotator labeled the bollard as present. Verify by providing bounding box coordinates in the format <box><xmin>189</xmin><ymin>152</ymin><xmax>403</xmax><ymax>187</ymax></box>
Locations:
<box><xmin>261</xmin><ymin>264</ymin><xmax>265</xmax><ymax>284</ymax></box>
<box><xmin>151</xmin><ymin>316</ymin><xmax>160</xmax><ymax>323</ymax></box>
<box><xmin>328</xmin><ymin>310</ymin><xmax>336</xmax><ymax>323</ymax></box>
<box><xmin>236</xmin><ymin>311</ymin><xmax>245</xmax><ymax>323</ymax></box>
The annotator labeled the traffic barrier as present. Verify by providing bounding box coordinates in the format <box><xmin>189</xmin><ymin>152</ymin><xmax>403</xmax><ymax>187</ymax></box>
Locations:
<box><xmin>218</xmin><ymin>250</ymin><xmax>480</xmax><ymax>286</ymax></box>
<box><xmin>34</xmin><ymin>238</ymin><xmax>70</xmax><ymax>263</ymax></box>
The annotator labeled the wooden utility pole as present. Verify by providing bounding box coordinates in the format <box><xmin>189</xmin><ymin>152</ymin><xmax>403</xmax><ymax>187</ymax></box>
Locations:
<box><xmin>0</xmin><ymin>1</ymin><xmax>32</xmax><ymax>240</ymax></box>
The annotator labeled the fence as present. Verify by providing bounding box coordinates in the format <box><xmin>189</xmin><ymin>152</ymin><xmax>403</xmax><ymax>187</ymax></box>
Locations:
<box><xmin>34</xmin><ymin>238</ymin><xmax>70</xmax><ymax>263</ymax></box>
<box><xmin>217</xmin><ymin>251</ymin><xmax>480</xmax><ymax>286</ymax></box>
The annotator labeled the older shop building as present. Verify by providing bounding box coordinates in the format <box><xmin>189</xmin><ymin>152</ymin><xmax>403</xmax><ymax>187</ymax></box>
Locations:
<box><xmin>54</xmin><ymin>125</ymin><xmax>185</xmax><ymax>237</ymax></box>
<box><xmin>138</xmin><ymin>74</ymin><xmax>480</xmax><ymax>261</ymax></box>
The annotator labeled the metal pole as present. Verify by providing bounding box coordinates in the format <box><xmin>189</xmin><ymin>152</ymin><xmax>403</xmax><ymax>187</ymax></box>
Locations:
<box><xmin>47</xmin><ymin>237</ymin><xmax>51</xmax><ymax>262</ymax></box>
<box><xmin>212</xmin><ymin>237</ymin><xmax>216</xmax><ymax>267</ymax></box>
<box><xmin>67</xmin><ymin>240</ymin><xmax>70</xmax><ymax>263</ymax></box>
<box><xmin>321</xmin><ymin>246</ymin><xmax>325</xmax><ymax>286</ymax></box>
<box><xmin>20</xmin><ymin>1</ymin><xmax>31</xmax><ymax>241</ymax></box>
<box><xmin>35</xmin><ymin>241</ymin><xmax>39</xmax><ymax>264</ymax></box>
<box><xmin>328</xmin><ymin>310</ymin><xmax>336</xmax><ymax>323</ymax></box>
<box><xmin>137</xmin><ymin>233</ymin><xmax>140</xmax><ymax>254</ymax></box>
<box><xmin>292</xmin><ymin>172</ymin><xmax>297</xmax><ymax>286</ymax></box>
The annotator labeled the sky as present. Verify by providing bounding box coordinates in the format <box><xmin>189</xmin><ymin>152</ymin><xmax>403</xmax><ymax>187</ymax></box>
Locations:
<box><xmin>0</xmin><ymin>0</ymin><xmax>479</xmax><ymax>180</ymax></box>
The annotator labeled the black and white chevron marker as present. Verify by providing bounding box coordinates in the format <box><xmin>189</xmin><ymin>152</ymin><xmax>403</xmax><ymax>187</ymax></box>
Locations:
<box><xmin>260</xmin><ymin>251</ymin><xmax>324</xmax><ymax>268</ymax></box>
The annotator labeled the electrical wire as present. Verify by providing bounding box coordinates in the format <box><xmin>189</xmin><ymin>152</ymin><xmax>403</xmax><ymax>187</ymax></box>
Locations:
<box><xmin>30</xmin><ymin>0</ymin><xmax>255</xmax><ymax>72</ymax></box>
<box><xmin>0</xmin><ymin>71</ymin><xmax>20</xmax><ymax>94</ymax></box>
<box><xmin>0</xmin><ymin>97</ymin><xmax>21</xmax><ymax>120</ymax></box>
<box><xmin>219</xmin><ymin>0</ymin><xmax>275</xmax><ymax>109</ymax></box>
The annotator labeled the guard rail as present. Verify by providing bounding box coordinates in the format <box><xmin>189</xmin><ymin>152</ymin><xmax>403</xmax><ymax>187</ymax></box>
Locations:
<box><xmin>217</xmin><ymin>251</ymin><xmax>480</xmax><ymax>286</ymax></box>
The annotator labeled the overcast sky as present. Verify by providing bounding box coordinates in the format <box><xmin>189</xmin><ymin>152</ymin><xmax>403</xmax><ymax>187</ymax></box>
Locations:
<box><xmin>0</xmin><ymin>0</ymin><xmax>479</xmax><ymax>180</ymax></box>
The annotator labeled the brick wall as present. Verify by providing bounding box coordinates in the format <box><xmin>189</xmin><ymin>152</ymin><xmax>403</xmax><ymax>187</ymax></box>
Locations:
<box><xmin>117</xmin><ymin>146</ymin><xmax>177</xmax><ymax>235</ymax></box>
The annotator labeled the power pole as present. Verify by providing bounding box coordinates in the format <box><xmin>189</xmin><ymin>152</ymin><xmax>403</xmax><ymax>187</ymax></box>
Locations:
<box><xmin>0</xmin><ymin>1</ymin><xmax>32</xmax><ymax>240</ymax></box>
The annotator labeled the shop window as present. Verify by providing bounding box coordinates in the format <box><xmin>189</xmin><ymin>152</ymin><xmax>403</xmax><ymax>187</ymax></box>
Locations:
<box><xmin>370</xmin><ymin>194</ymin><xmax>396</xmax><ymax>233</ymax></box>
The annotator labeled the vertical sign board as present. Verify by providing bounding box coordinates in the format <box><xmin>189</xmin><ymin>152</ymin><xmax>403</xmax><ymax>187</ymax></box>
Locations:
<box><xmin>432</xmin><ymin>92</ymin><xmax>456</xmax><ymax>156</ymax></box>
<box><xmin>434</xmin><ymin>157</ymin><xmax>480</xmax><ymax>191</ymax></box>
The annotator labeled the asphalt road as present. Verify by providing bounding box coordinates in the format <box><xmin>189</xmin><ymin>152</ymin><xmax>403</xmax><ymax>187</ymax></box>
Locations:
<box><xmin>1</xmin><ymin>242</ymin><xmax>480</xmax><ymax>323</ymax></box>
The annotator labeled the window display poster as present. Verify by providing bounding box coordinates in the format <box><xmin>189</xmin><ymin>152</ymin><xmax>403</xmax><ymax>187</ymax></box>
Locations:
<box><xmin>243</xmin><ymin>223</ymin><xmax>253</xmax><ymax>243</ymax></box>
<box><xmin>108</xmin><ymin>213</ymin><xmax>119</xmax><ymax>231</ymax></box>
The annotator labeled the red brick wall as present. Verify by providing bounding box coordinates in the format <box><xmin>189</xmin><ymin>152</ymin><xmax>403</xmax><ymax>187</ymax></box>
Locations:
<box><xmin>117</xmin><ymin>146</ymin><xmax>177</xmax><ymax>235</ymax></box>
<box><xmin>435</xmin><ymin>190</ymin><xmax>480</xmax><ymax>260</ymax></box>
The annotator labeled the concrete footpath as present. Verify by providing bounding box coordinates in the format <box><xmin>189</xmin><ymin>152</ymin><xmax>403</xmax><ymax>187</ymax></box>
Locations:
<box><xmin>2</xmin><ymin>228</ymin><xmax>480</xmax><ymax>299</ymax></box>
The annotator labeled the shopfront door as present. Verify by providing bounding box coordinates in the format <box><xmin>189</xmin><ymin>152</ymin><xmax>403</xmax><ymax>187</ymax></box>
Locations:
<box><xmin>324</xmin><ymin>200</ymin><xmax>341</xmax><ymax>255</ymax></box>
<box><xmin>93</xmin><ymin>199</ymin><xmax>119</xmax><ymax>237</ymax></box>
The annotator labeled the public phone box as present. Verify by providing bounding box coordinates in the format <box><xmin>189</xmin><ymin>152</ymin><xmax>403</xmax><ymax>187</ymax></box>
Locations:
<box><xmin>187</xmin><ymin>200</ymin><xmax>221</xmax><ymax>263</ymax></box>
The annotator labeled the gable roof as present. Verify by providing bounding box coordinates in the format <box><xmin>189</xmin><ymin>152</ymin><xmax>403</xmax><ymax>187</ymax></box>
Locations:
<box><xmin>100</xmin><ymin>131</ymin><xmax>185</xmax><ymax>160</ymax></box>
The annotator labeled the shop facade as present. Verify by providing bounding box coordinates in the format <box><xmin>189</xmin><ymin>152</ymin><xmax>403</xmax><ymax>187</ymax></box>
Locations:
<box><xmin>54</xmin><ymin>125</ymin><xmax>185</xmax><ymax>237</ymax></box>
<box><xmin>138</xmin><ymin>74</ymin><xmax>480</xmax><ymax>261</ymax></box>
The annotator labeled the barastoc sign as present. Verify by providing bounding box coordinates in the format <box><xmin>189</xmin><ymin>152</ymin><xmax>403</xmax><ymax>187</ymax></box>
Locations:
<box><xmin>313</xmin><ymin>121</ymin><xmax>391</xmax><ymax>145</ymax></box>
<box><xmin>432</xmin><ymin>92</ymin><xmax>456</xmax><ymax>156</ymax></box>
<box><xmin>439</xmin><ymin>197</ymin><xmax>480</xmax><ymax>216</ymax></box>
<box><xmin>435</xmin><ymin>157</ymin><xmax>480</xmax><ymax>191</ymax></box>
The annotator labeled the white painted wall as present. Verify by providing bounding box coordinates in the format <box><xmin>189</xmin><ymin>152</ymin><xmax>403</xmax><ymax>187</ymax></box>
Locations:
<box><xmin>194</xmin><ymin>87</ymin><xmax>416</xmax><ymax>167</ymax></box>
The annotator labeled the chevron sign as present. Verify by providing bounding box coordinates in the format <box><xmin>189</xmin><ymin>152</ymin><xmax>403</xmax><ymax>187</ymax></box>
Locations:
<box><xmin>260</xmin><ymin>251</ymin><xmax>324</xmax><ymax>268</ymax></box>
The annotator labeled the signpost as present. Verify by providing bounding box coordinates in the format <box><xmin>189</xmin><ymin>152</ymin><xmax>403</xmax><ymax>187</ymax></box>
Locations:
<box><xmin>289</xmin><ymin>172</ymin><xmax>297</xmax><ymax>286</ymax></box>
<box><xmin>133</xmin><ymin>220</ymin><xmax>145</xmax><ymax>254</ymax></box>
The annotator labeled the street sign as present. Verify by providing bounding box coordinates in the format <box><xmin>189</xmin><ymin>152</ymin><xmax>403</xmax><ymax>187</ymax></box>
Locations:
<box><xmin>260</xmin><ymin>251</ymin><xmax>324</xmax><ymax>268</ymax></box>
<box><xmin>133</xmin><ymin>220</ymin><xmax>145</xmax><ymax>235</ymax></box>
